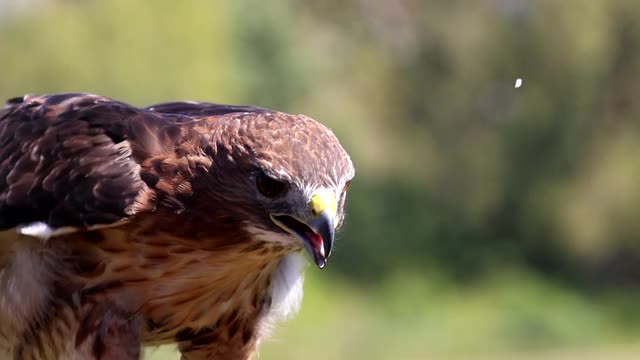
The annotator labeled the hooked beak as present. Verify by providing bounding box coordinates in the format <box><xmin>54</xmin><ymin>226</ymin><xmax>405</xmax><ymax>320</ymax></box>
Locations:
<box><xmin>270</xmin><ymin>192</ymin><xmax>337</xmax><ymax>268</ymax></box>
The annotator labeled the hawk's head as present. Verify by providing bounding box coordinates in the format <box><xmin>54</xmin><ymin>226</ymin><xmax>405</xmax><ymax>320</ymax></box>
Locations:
<box><xmin>199</xmin><ymin>111</ymin><xmax>354</xmax><ymax>268</ymax></box>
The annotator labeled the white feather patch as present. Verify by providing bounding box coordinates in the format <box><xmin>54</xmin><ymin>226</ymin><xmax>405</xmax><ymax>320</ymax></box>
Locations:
<box><xmin>243</xmin><ymin>225</ymin><xmax>308</xmax><ymax>340</ymax></box>
<box><xmin>16</xmin><ymin>221</ymin><xmax>129</xmax><ymax>240</ymax></box>
<box><xmin>269</xmin><ymin>253</ymin><xmax>306</xmax><ymax>321</ymax></box>
<box><xmin>243</xmin><ymin>226</ymin><xmax>306</xmax><ymax>319</ymax></box>
<box><xmin>16</xmin><ymin>222</ymin><xmax>78</xmax><ymax>239</ymax></box>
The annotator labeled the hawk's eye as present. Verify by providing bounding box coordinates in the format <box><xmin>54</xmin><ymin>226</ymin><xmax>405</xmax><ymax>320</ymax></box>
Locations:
<box><xmin>256</xmin><ymin>171</ymin><xmax>288</xmax><ymax>198</ymax></box>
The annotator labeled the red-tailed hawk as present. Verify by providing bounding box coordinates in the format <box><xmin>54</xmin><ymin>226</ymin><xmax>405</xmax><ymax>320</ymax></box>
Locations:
<box><xmin>0</xmin><ymin>94</ymin><xmax>354</xmax><ymax>359</ymax></box>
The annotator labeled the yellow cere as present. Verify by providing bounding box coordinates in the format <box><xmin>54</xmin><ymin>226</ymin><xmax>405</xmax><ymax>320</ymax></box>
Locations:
<box><xmin>310</xmin><ymin>193</ymin><xmax>337</xmax><ymax>217</ymax></box>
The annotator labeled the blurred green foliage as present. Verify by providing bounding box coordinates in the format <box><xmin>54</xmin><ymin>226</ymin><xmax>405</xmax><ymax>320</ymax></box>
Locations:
<box><xmin>1</xmin><ymin>0</ymin><xmax>640</xmax><ymax>358</ymax></box>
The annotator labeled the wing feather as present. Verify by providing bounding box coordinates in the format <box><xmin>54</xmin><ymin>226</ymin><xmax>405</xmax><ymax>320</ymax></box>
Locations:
<box><xmin>0</xmin><ymin>94</ymin><xmax>276</xmax><ymax>234</ymax></box>
<box><xmin>146</xmin><ymin>101</ymin><xmax>269</xmax><ymax>117</ymax></box>
<box><xmin>0</xmin><ymin>94</ymin><xmax>166</xmax><ymax>232</ymax></box>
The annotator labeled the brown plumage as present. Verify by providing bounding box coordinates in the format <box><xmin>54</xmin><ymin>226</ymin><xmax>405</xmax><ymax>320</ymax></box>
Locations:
<box><xmin>0</xmin><ymin>94</ymin><xmax>354</xmax><ymax>359</ymax></box>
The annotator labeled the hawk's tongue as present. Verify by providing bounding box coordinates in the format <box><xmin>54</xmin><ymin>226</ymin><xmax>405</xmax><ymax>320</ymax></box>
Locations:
<box><xmin>305</xmin><ymin>230</ymin><xmax>326</xmax><ymax>266</ymax></box>
<box><xmin>306</xmin><ymin>231</ymin><xmax>325</xmax><ymax>256</ymax></box>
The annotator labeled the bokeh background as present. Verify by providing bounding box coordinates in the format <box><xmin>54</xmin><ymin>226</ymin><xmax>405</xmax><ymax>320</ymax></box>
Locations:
<box><xmin>2</xmin><ymin>0</ymin><xmax>640</xmax><ymax>359</ymax></box>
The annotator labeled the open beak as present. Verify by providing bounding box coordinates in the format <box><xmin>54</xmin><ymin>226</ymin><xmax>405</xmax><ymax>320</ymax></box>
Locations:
<box><xmin>270</xmin><ymin>192</ymin><xmax>337</xmax><ymax>268</ymax></box>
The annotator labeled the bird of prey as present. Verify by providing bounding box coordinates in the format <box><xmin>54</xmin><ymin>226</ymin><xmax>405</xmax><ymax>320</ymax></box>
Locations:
<box><xmin>0</xmin><ymin>93</ymin><xmax>354</xmax><ymax>360</ymax></box>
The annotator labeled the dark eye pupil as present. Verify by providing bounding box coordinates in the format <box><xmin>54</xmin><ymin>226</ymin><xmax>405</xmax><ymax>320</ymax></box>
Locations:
<box><xmin>256</xmin><ymin>172</ymin><xmax>287</xmax><ymax>198</ymax></box>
